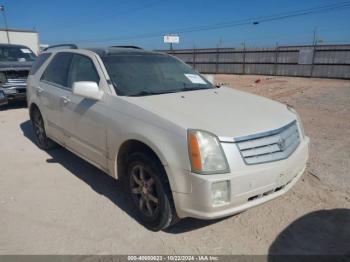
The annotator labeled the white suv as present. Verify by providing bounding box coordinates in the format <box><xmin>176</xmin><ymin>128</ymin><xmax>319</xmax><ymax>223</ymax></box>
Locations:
<box><xmin>27</xmin><ymin>45</ymin><xmax>309</xmax><ymax>231</ymax></box>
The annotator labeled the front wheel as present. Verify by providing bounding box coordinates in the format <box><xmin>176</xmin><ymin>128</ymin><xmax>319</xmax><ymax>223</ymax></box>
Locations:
<box><xmin>124</xmin><ymin>152</ymin><xmax>178</xmax><ymax>231</ymax></box>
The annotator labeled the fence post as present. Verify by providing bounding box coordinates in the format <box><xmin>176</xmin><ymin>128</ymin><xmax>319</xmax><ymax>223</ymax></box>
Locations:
<box><xmin>274</xmin><ymin>43</ymin><xmax>279</xmax><ymax>76</ymax></box>
<box><xmin>216</xmin><ymin>46</ymin><xmax>219</xmax><ymax>74</ymax></box>
<box><xmin>242</xmin><ymin>42</ymin><xmax>246</xmax><ymax>74</ymax></box>
<box><xmin>193</xmin><ymin>47</ymin><xmax>196</xmax><ymax>70</ymax></box>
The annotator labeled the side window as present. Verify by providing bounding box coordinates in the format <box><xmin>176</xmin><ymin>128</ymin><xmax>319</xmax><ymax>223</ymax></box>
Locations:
<box><xmin>29</xmin><ymin>53</ymin><xmax>51</xmax><ymax>75</ymax></box>
<box><xmin>68</xmin><ymin>54</ymin><xmax>100</xmax><ymax>88</ymax></box>
<box><xmin>41</xmin><ymin>52</ymin><xmax>73</xmax><ymax>88</ymax></box>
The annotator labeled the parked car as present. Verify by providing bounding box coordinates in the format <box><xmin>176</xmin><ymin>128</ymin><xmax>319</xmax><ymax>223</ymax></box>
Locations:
<box><xmin>0</xmin><ymin>43</ymin><xmax>36</xmax><ymax>105</ymax></box>
<box><xmin>27</xmin><ymin>45</ymin><xmax>309</xmax><ymax>231</ymax></box>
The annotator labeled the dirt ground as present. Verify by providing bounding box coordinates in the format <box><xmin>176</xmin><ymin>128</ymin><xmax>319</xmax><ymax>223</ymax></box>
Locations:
<box><xmin>0</xmin><ymin>75</ymin><xmax>349</xmax><ymax>255</ymax></box>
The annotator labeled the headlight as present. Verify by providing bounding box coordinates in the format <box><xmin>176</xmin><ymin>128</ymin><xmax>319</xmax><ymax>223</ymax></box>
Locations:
<box><xmin>287</xmin><ymin>104</ymin><xmax>305</xmax><ymax>138</ymax></box>
<box><xmin>187</xmin><ymin>129</ymin><xmax>230</xmax><ymax>174</ymax></box>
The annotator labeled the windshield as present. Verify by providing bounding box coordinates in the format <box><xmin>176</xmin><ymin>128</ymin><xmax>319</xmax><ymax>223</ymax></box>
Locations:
<box><xmin>0</xmin><ymin>46</ymin><xmax>36</xmax><ymax>62</ymax></box>
<box><xmin>102</xmin><ymin>54</ymin><xmax>214</xmax><ymax>96</ymax></box>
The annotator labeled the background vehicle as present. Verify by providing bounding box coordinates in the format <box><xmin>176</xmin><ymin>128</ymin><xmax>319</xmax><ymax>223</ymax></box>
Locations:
<box><xmin>27</xmin><ymin>45</ymin><xmax>309</xmax><ymax>231</ymax></box>
<box><xmin>0</xmin><ymin>28</ymin><xmax>40</xmax><ymax>54</ymax></box>
<box><xmin>0</xmin><ymin>43</ymin><xmax>36</xmax><ymax>105</ymax></box>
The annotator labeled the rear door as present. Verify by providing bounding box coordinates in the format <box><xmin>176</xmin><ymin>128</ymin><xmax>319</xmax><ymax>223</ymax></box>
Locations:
<box><xmin>61</xmin><ymin>53</ymin><xmax>108</xmax><ymax>170</ymax></box>
<box><xmin>40</xmin><ymin>52</ymin><xmax>73</xmax><ymax>144</ymax></box>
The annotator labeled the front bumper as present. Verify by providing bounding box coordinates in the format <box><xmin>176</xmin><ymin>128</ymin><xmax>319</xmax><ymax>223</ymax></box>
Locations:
<box><xmin>173</xmin><ymin>137</ymin><xmax>309</xmax><ymax>219</ymax></box>
<box><xmin>0</xmin><ymin>86</ymin><xmax>27</xmax><ymax>103</ymax></box>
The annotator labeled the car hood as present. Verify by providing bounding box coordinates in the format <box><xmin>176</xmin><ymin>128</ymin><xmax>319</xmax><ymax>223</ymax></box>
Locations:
<box><xmin>125</xmin><ymin>87</ymin><xmax>296</xmax><ymax>140</ymax></box>
<box><xmin>0</xmin><ymin>61</ymin><xmax>32</xmax><ymax>71</ymax></box>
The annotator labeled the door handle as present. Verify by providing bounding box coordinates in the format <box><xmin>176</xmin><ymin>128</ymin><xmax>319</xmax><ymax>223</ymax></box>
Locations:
<box><xmin>36</xmin><ymin>87</ymin><xmax>44</xmax><ymax>96</ymax></box>
<box><xmin>62</xmin><ymin>96</ymin><xmax>71</xmax><ymax>104</ymax></box>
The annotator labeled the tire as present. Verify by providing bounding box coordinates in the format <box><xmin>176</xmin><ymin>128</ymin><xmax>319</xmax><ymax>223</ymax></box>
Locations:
<box><xmin>124</xmin><ymin>152</ymin><xmax>179</xmax><ymax>231</ymax></box>
<box><xmin>30</xmin><ymin>107</ymin><xmax>56</xmax><ymax>150</ymax></box>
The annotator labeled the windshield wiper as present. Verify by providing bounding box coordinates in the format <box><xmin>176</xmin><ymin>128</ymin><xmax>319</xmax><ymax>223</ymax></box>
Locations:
<box><xmin>129</xmin><ymin>85</ymin><xmax>213</xmax><ymax>97</ymax></box>
<box><xmin>181</xmin><ymin>82</ymin><xmax>214</xmax><ymax>90</ymax></box>
<box><xmin>129</xmin><ymin>90</ymin><xmax>178</xmax><ymax>97</ymax></box>
<box><xmin>179</xmin><ymin>85</ymin><xmax>213</xmax><ymax>92</ymax></box>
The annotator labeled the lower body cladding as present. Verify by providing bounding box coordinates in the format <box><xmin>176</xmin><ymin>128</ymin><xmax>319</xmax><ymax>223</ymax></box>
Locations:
<box><xmin>0</xmin><ymin>87</ymin><xmax>27</xmax><ymax>105</ymax></box>
<box><xmin>173</xmin><ymin>137</ymin><xmax>309</xmax><ymax>219</ymax></box>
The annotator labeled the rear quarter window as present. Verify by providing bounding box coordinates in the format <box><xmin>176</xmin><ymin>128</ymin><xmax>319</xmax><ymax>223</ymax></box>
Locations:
<box><xmin>29</xmin><ymin>53</ymin><xmax>51</xmax><ymax>75</ymax></box>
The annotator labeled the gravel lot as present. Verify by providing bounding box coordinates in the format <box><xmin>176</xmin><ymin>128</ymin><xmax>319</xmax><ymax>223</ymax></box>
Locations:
<box><xmin>0</xmin><ymin>75</ymin><xmax>349</xmax><ymax>255</ymax></box>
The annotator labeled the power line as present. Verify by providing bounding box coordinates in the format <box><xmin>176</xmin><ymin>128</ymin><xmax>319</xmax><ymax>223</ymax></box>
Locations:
<box><xmin>320</xmin><ymin>39</ymin><xmax>350</xmax><ymax>43</ymax></box>
<box><xmin>45</xmin><ymin>1</ymin><xmax>350</xmax><ymax>44</ymax></box>
<box><xmin>163</xmin><ymin>1</ymin><xmax>350</xmax><ymax>33</ymax></box>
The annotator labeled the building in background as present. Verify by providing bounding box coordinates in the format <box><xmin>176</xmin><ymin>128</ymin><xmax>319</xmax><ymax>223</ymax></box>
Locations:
<box><xmin>0</xmin><ymin>28</ymin><xmax>40</xmax><ymax>54</ymax></box>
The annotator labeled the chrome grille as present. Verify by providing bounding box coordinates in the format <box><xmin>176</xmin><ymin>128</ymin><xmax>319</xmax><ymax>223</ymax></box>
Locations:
<box><xmin>2</xmin><ymin>78</ymin><xmax>27</xmax><ymax>88</ymax></box>
<box><xmin>235</xmin><ymin>121</ymin><xmax>300</xmax><ymax>165</ymax></box>
<box><xmin>1</xmin><ymin>70</ymin><xmax>28</xmax><ymax>88</ymax></box>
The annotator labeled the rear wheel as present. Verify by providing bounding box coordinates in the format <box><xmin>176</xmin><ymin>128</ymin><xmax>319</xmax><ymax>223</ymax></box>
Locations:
<box><xmin>124</xmin><ymin>152</ymin><xmax>178</xmax><ymax>231</ymax></box>
<box><xmin>30</xmin><ymin>107</ymin><xmax>56</xmax><ymax>150</ymax></box>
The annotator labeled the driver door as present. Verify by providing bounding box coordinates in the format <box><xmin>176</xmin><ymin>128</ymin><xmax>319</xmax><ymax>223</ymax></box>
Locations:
<box><xmin>61</xmin><ymin>53</ymin><xmax>108</xmax><ymax>171</ymax></box>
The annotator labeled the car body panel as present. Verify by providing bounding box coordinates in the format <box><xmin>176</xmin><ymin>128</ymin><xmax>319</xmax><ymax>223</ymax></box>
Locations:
<box><xmin>123</xmin><ymin>86</ymin><xmax>296</xmax><ymax>139</ymax></box>
<box><xmin>173</xmin><ymin>137</ymin><xmax>309</xmax><ymax>219</ymax></box>
<box><xmin>62</xmin><ymin>93</ymin><xmax>109</xmax><ymax>171</ymax></box>
<box><xmin>39</xmin><ymin>80</ymin><xmax>67</xmax><ymax>143</ymax></box>
<box><xmin>103</xmin><ymin>93</ymin><xmax>191</xmax><ymax>193</ymax></box>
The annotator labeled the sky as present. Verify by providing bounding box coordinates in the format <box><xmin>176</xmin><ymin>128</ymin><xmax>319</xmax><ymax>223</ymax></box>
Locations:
<box><xmin>1</xmin><ymin>0</ymin><xmax>350</xmax><ymax>50</ymax></box>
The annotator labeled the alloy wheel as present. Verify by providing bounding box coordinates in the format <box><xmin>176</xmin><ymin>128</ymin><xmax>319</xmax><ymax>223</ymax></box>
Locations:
<box><xmin>130</xmin><ymin>164</ymin><xmax>159</xmax><ymax>217</ymax></box>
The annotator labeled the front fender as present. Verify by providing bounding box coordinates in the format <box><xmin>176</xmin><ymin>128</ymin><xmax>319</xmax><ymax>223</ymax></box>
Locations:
<box><xmin>110</xmin><ymin>128</ymin><xmax>192</xmax><ymax>194</ymax></box>
<box><xmin>104</xmin><ymin>94</ymin><xmax>193</xmax><ymax>194</ymax></box>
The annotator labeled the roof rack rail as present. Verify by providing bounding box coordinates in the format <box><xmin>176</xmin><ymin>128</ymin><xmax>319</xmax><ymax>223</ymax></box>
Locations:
<box><xmin>43</xmin><ymin>44</ymin><xmax>78</xmax><ymax>52</ymax></box>
<box><xmin>110</xmin><ymin>45</ymin><xmax>143</xmax><ymax>50</ymax></box>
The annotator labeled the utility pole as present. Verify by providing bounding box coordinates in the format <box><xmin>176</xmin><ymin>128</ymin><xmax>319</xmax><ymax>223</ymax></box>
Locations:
<box><xmin>312</xmin><ymin>27</ymin><xmax>317</xmax><ymax>46</ymax></box>
<box><xmin>0</xmin><ymin>5</ymin><xmax>10</xmax><ymax>44</ymax></box>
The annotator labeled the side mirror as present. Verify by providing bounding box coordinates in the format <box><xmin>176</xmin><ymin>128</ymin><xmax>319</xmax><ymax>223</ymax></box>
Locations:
<box><xmin>202</xmin><ymin>74</ymin><xmax>214</xmax><ymax>85</ymax></box>
<box><xmin>72</xmin><ymin>81</ymin><xmax>103</xmax><ymax>100</ymax></box>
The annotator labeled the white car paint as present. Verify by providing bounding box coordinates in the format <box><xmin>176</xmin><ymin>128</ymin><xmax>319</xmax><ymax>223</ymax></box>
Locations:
<box><xmin>27</xmin><ymin>48</ymin><xmax>309</xmax><ymax>220</ymax></box>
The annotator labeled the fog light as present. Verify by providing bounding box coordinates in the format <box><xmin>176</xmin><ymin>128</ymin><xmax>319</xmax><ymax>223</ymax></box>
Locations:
<box><xmin>211</xmin><ymin>181</ymin><xmax>230</xmax><ymax>206</ymax></box>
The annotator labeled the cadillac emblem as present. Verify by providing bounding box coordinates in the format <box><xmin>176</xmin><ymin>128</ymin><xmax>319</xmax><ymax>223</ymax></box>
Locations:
<box><xmin>277</xmin><ymin>137</ymin><xmax>286</xmax><ymax>151</ymax></box>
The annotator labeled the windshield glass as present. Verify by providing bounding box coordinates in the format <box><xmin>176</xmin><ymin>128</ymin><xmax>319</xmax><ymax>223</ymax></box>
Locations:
<box><xmin>0</xmin><ymin>46</ymin><xmax>36</xmax><ymax>62</ymax></box>
<box><xmin>102</xmin><ymin>54</ymin><xmax>214</xmax><ymax>96</ymax></box>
